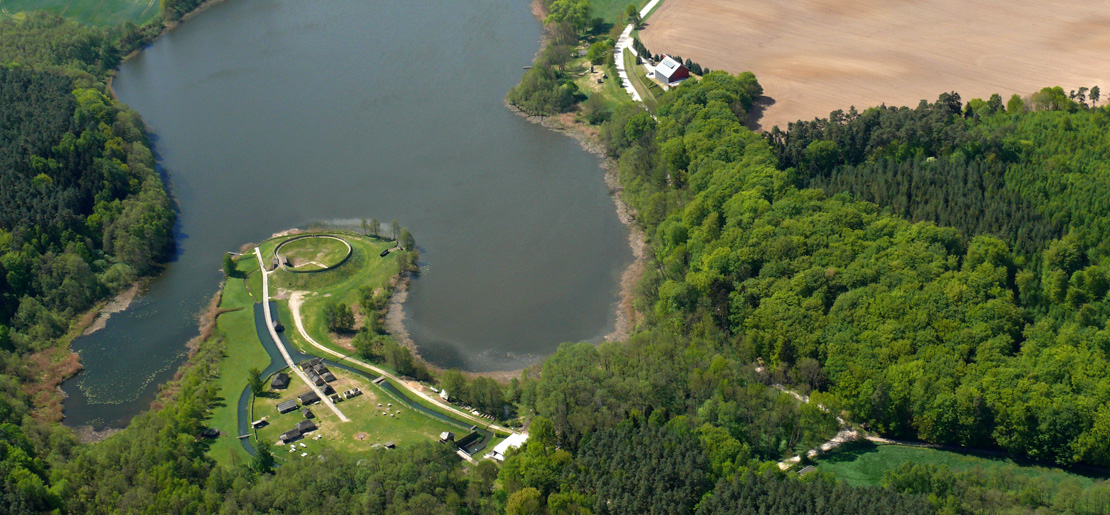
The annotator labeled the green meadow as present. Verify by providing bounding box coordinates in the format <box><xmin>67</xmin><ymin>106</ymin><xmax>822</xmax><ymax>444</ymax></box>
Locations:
<box><xmin>817</xmin><ymin>441</ymin><xmax>1106</xmax><ymax>489</ymax></box>
<box><xmin>1</xmin><ymin>0</ymin><xmax>158</xmax><ymax>26</ymax></box>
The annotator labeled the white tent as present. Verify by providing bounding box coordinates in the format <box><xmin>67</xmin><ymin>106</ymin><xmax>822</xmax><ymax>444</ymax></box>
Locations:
<box><xmin>486</xmin><ymin>433</ymin><xmax>529</xmax><ymax>462</ymax></box>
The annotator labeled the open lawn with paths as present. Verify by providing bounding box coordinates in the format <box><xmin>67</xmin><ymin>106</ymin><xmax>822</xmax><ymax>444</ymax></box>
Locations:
<box><xmin>254</xmin><ymin>247</ymin><xmax>349</xmax><ymax>421</ymax></box>
<box><xmin>254</xmin><ymin>368</ymin><xmax>456</xmax><ymax>460</ymax></box>
<box><xmin>289</xmin><ymin>290</ymin><xmax>514</xmax><ymax>435</ymax></box>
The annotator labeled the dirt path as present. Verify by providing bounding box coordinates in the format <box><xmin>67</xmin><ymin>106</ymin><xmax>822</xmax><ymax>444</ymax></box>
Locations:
<box><xmin>769</xmin><ymin>382</ymin><xmax>861</xmax><ymax>470</ymax></box>
<box><xmin>640</xmin><ymin>0</ymin><xmax>1110</xmax><ymax>130</ymax></box>
<box><xmin>288</xmin><ymin>291</ymin><xmax>515</xmax><ymax>434</ymax></box>
<box><xmin>768</xmin><ymin>379</ymin><xmax>1029</xmax><ymax>470</ymax></box>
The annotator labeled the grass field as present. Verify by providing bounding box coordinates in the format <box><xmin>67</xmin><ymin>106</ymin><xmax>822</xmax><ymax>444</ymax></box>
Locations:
<box><xmin>277</xmin><ymin>236</ymin><xmax>350</xmax><ymax>271</ymax></box>
<box><xmin>639</xmin><ymin>0</ymin><xmax>1110</xmax><ymax>130</ymax></box>
<box><xmin>591</xmin><ymin>0</ymin><xmax>648</xmax><ymax>25</ymax></box>
<box><xmin>271</xmin><ymin>301</ymin><xmax>505</xmax><ymax>434</ymax></box>
<box><xmin>817</xmin><ymin>441</ymin><xmax>1106</xmax><ymax>488</ymax></box>
<box><xmin>246</xmin><ymin>265</ymin><xmax>262</xmax><ymax>303</ymax></box>
<box><xmin>264</xmin><ymin>232</ymin><xmax>397</xmax><ymax>294</ymax></box>
<box><xmin>254</xmin><ymin>369</ymin><xmax>455</xmax><ymax>461</ymax></box>
<box><xmin>1</xmin><ymin>0</ymin><xmax>158</xmax><ymax>26</ymax></box>
<box><xmin>278</xmin><ymin>236</ymin><xmax>399</xmax><ymax>352</ymax></box>
<box><xmin>206</xmin><ymin>255</ymin><xmax>271</xmax><ymax>468</ymax></box>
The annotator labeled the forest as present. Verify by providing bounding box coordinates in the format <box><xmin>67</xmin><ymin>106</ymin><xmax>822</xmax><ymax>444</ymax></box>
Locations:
<box><xmin>0</xmin><ymin>8</ymin><xmax>174</xmax><ymax>514</ymax></box>
<box><xmin>758</xmin><ymin>90</ymin><xmax>1110</xmax><ymax>465</ymax></box>
<box><xmin>0</xmin><ymin>13</ymin><xmax>174</xmax><ymax>348</ymax></box>
<box><xmin>4</xmin><ymin>0</ymin><xmax>1110</xmax><ymax>513</ymax></box>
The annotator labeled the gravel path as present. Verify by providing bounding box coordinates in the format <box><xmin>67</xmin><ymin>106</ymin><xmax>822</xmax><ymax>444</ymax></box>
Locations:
<box><xmin>253</xmin><ymin>247</ymin><xmax>350</xmax><ymax>422</ymax></box>
<box><xmin>614</xmin><ymin>0</ymin><xmax>664</xmax><ymax>102</ymax></box>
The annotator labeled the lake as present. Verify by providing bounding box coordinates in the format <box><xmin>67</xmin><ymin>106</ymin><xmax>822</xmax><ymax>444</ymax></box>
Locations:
<box><xmin>62</xmin><ymin>0</ymin><xmax>632</xmax><ymax>429</ymax></box>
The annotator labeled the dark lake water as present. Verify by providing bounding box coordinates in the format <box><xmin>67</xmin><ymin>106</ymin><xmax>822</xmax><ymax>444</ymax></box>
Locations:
<box><xmin>62</xmin><ymin>0</ymin><xmax>631</xmax><ymax>429</ymax></box>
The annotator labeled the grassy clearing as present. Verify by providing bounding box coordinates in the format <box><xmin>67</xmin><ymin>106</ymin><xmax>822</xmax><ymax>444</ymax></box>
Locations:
<box><xmin>622</xmin><ymin>48</ymin><xmax>658</xmax><ymax>110</ymax></box>
<box><xmin>272</xmin><ymin>295</ymin><xmax>504</xmax><ymax>433</ymax></box>
<box><xmin>274</xmin><ymin>300</ymin><xmax>319</xmax><ymax>357</ymax></box>
<box><xmin>379</xmin><ymin>375</ymin><xmax>506</xmax><ymax>435</ymax></box>
<box><xmin>569</xmin><ymin>55</ymin><xmax>632</xmax><ymax>112</ymax></box>
<box><xmin>277</xmin><ymin>236</ymin><xmax>349</xmax><ymax>270</ymax></box>
<box><xmin>206</xmin><ymin>256</ymin><xmax>270</xmax><ymax>468</ymax></box>
<box><xmin>273</xmin><ymin>298</ymin><xmax>491</xmax><ymax>430</ymax></box>
<box><xmin>2</xmin><ymin>0</ymin><xmax>158</xmax><ymax>26</ymax></box>
<box><xmin>246</xmin><ymin>266</ymin><xmax>262</xmax><ymax>303</ymax></box>
<box><xmin>276</xmin><ymin>235</ymin><xmax>398</xmax><ymax>352</ymax></box>
<box><xmin>266</xmin><ymin>232</ymin><xmax>397</xmax><ymax>294</ymax></box>
<box><xmin>591</xmin><ymin>0</ymin><xmax>648</xmax><ymax>25</ymax></box>
<box><xmin>254</xmin><ymin>369</ymin><xmax>455</xmax><ymax>460</ymax></box>
<box><xmin>817</xmin><ymin>441</ymin><xmax>1105</xmax><ymax>488</ymax></box>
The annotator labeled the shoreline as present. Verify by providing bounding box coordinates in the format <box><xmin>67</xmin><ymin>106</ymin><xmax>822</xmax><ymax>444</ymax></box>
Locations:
<box><xmin>106</xmin><ymin>0</ymin><xmax>231</xmax><ymax>100</ymax></box>
<box><xmin>25</xmin><ymin>276</ymin><xmax>153</xmax><ymax>427</ymax></box>
<box><xmin>504</xmin><ymin>103</ymin><xmax>646</xmax><ymax>343</ymax></box>
<box><xmin>48</xmin><ymin>0</ymin><xmax>232</xmax><ymax>438</ymax></box>
<box><xmin>61</xmin><ymin>283</ymin><xmax>226</xmax><ymax>442</ymax></box>
<box><xmin>81</xmin><ymin>283</ymin><xmax>142</xmax><ymax>337</ymax></box>
<box><xmin>517</xmin><ymin>0</ymin><xmax>647</xmax><ymax>343</ymax></box>
<box><xmin>384</xmin><ymin>274</ymin><xmax>527</xmax><ymax>383</ymax></box>
<box><xmin>380</xmin><ymin>0</ymin><xmax>646</xmax><ymax>376</ymax></box>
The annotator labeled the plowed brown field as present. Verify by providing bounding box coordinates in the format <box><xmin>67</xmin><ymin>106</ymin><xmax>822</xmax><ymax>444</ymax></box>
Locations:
<box><xmin>638</xmin><ymin>0</ymin><xmax>1110</xmax><ymax>130</ymax></box>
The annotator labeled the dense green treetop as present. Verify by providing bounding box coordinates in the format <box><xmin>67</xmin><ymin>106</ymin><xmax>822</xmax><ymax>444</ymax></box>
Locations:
<box><xmin>599</xmin><ymin>76</ymin><xmax>1110</xmax><ymax>468</ymax></box>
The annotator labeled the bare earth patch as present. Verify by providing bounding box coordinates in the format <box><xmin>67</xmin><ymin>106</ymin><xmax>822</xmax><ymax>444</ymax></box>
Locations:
<box><xmin>639</xmin><ymin>0</ymin><xmax>1110</xmax><ymax>130</ymax></box>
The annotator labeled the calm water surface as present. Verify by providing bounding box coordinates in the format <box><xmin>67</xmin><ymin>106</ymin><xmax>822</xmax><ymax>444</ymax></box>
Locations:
<box><xmin>63</xmin><ymin>0</ymin><xmax>631</xmax><ymax>429</ymax></box>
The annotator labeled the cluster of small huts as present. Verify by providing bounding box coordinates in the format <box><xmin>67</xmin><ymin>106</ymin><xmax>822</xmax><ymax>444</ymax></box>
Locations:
<box><xmin>275</xmin><ymin>392</ymin><xmax>319</xmax><ymax>416</ymax></box>
<box><xmin>270</xmin><ymin>359</ymin><xmax>341</xmax><ymax>443</ymax></box>
<box><xmin>280</xmin><ymin>420</ymin><xmax>318</xmax><ymax>444</ymax></box>
<box><xmin>275</xmin><ymin>390</ymin><xmax>321</xmax><ymax>443</ymax></box>
<box><xmin>302</xmin><ymin>357</ymin><xmax>337</xmax><ymax>386</ymax></box>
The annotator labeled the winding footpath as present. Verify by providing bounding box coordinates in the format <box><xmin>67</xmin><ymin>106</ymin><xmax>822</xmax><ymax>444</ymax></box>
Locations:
<box><xmin>287</xmin><ymin>292</ymin><xmax>514</xmax><ymax>434</ymax></box>
<box><xmin>253</xmin><ymin>247</ymin><xmax>350</xmax><ymax>422</ymax></box>
<box><xmin>771</xmin><ymin>384</ymin><xmax>860</xmax><ymax>470</ymax></box>
<box><xmin>770</xmin><ymin>381</ymin><xmax>1014</xmax><ymax>470</ymax></box>
<box><xmin>614</xmin><ymin>0</ymin><xmax>665</xmax><ymax>102</ymax></box>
